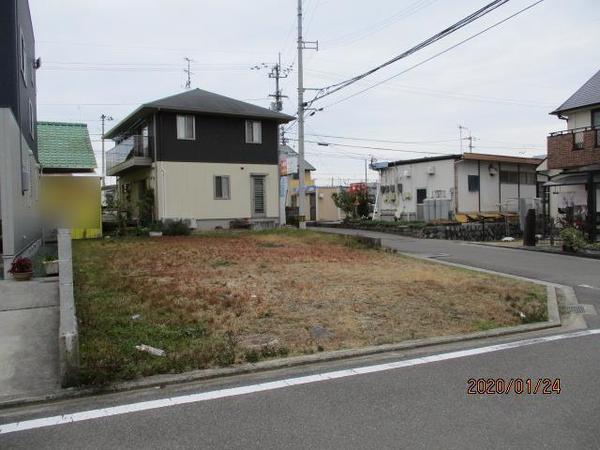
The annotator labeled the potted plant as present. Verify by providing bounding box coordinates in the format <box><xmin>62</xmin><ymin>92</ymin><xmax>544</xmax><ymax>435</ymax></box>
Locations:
<box><xmin>42</xmin><ymin>255</ymin><xmax>59</xmax><ymax>276</ymax></box>
<box><xmin>149</xmin><ymin>221</ymin><xmax>163</xmax><ymax>237</ymax></box>
<box><xmin>9</xmin><ymin>257</ymin><xmax>33</xmax><ymax>281</ymax></box>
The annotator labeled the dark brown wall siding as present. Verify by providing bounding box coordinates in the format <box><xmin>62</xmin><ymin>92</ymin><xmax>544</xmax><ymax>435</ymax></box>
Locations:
<box><xmin>156</xmin><ymin>112</ymin><xmax>278</xmax><ymax>164</ymax></box>
<box><xmin>547</xmin><ymin>130</ymin><xmax>600</xmax><ymax>170</ymax></box>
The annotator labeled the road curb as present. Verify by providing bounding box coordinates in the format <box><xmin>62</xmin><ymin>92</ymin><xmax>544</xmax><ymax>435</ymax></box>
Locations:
<box><xmin>0</xmin><ymin>231</ymin><xmax>570</xmax><ymax>411</ymax></box>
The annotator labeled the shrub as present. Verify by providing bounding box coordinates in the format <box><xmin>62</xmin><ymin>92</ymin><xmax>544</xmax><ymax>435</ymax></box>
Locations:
<box><xmin>9</xmin><ymin>257</ymin><xmax>33</xmax><ymax>274</ymax></box>
<box><xmin>332</xmin><ymin>189</ymin><xmax>370</xmax><ymax>219</ymax></box>
<box><xmin>560</xmin><ymin>227</ymin><xmax>586</xmax><ymax>252</ymax></box>
<box><xmin>162</xmin><ymin>220</ymin><xmax>191</xmax><ymax>236</ymax></box>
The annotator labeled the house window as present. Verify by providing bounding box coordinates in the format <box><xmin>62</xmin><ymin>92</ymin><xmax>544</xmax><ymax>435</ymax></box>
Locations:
<box><xmin>214</xmin><ymin>176</ymin><xmax>230</xmax><ymax>200</ymax></box>
<box><xmin>245</xmin><ymin>120</ymin><xmax>262</xmax><ymax>144</ymax></box>
<box><xmin>28</xmin><ymin>100</ymin><xmax>34</xmax><ymax>138</ymax></box>
<box><xmin>251</xmin><ymin>175</ymin><xmax>266</xmax><ymax>216</ymax></box>
<box><xmin>141</xmin><ymin>124</ymin><xmax>149</xmax><ymax>156</ymax></box>
<box><xmin>416</xmin><ymin>188</ymin><xmax>427</xmax><ymax>204</ymax></box>
<box><xmin>468</xmin><ymin>175</ymin><xmax>480</xmax><ymax>192</ymax></box>
<box><xmin>593</xmin><ymin>110</ymin><xmax>600</xmax><ymax>147</ymax></box>
<box><xmin>20</xmin><ymin>30</ymin><xmax>27</xmax><ymax>86</ymax></box>
<box><xmin>573</xmin><ymin>131</ymin><xmax>584</xmax><ymax>150</ymax></box>
<box><xmin>500</xmin><ymin>171</ymin><xmax>519</xmax><ymax>184</ymax></box>
<box><xmin>176</xmin><ymin>115</ymin><xmax>195</xmax><ymax>140</ymax></box>
<box><xmin>519</xmin><ymin>172</ymin><xmax>536</xmax><ymax>185</ymax></box>
<box><xmin>397</xmin><ymin>183</ymin><xmax>403</xmax><ymax>194</ymax></box>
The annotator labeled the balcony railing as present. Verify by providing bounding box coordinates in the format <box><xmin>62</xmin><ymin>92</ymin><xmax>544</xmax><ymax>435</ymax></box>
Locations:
<box><xmin>547</xmin><ymin>126</ymin><xmax>600</xmax><ymax>170</ymax></box>
<box><xmin>106</xmin><ymin>135</ymin><xmax>152</xmax><ymax>176</ymax></box>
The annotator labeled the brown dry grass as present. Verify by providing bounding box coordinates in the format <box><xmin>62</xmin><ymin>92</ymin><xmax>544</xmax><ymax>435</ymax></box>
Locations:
<box><xmin>73</xmin><ymin>229</ymin><xmax>546</xmax><ymax>384</ymax></box>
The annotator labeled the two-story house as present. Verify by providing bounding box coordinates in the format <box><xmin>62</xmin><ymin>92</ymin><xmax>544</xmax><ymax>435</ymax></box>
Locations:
<box><xmin>104</xmin><ymin>88</ymin><xmax>294</xmax><ymax>230</ymax></box>
<box><xmin>543</xmin><ymin>69</ymin><xmax>600</xmax><ymax>240</ymax></box>
<box><xmin>0</xmin><ymin>0</ymin><xmax>42</xmax><ymax>277</ymax></box>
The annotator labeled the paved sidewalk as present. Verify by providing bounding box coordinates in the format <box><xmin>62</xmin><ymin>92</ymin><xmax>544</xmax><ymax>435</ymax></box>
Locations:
<box><xmin>0</xmin><ymin>279</ymin><xmax>60</xmax><ymax>401</ymax></box>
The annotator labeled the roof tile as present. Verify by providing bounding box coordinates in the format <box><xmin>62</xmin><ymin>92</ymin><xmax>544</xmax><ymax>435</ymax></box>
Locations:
<box><xmin>37</xmin><ymin>122</ymin><xmax>97</xmax><ymax>170</ymax></box>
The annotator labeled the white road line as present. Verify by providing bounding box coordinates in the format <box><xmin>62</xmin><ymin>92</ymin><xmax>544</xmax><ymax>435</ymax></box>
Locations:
<box><xmin>1</xmin><ymin>329</ymin><xmax>599</xmax><ymax>435</ymax></box>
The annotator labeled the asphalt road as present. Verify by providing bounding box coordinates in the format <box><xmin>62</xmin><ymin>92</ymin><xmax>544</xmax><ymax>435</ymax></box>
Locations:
<box><xmin>1</xmin><ymin>232</ymin><xmax>599</xmax><ymax>449</ymax></box>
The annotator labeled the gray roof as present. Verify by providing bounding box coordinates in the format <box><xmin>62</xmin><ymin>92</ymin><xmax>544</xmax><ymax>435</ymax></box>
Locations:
<box><xmin>279</xmin><ymin>144</ymin><xmax>316</xmax><ymax>171</ymax></box>
<box><xmin>105</xmin><ymin>88</ymin><xmax>294</xmax><ymax>138</ymax></box>
<box><xmin>551</xmin><ymin>69</ymin><xmax>600</xmax><ymax>115</ymax></box>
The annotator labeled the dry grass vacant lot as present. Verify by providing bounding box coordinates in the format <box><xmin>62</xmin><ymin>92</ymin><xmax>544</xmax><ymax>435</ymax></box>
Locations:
<box><xmin>74</xmin><ymin>230</ymin><xmax>547</xmax><ymax>385</ymax></box>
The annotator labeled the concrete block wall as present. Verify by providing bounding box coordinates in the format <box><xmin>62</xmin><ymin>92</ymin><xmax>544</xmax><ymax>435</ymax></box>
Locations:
<box><xmin>58</xmin><ymin>228</ymin><xmax>79</xmax><ymax>387</ymax></box>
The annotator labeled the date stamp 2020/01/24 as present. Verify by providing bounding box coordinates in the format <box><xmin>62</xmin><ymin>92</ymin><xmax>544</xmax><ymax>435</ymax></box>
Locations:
<box><xmin>467</xmin><ymin>378</ymin><xmax>561</xmax><ymax>395</ymax></box>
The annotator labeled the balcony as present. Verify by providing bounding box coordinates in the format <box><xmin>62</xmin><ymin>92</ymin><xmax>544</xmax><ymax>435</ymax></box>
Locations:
<box><xmin>547</xmin><ymin>126</ymin><xmax>600</xmax><ymax>170</ymax></box>
<box><xmin>106</xmin><ymin>135</ymin><xmax>152</xmax><ymax>176</ymax></box>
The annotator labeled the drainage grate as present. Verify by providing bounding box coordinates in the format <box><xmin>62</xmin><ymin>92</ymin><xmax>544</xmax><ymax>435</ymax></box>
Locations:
<box><xmin>563</xmin><ymin>304</ymin><xmax>597</xmax><ymax>315</ymax></box>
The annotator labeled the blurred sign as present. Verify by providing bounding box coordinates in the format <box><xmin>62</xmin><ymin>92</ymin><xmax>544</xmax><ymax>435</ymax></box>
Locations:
<box><xmin>279</xmin><ymin>155</ymin><xmax>298</xmax><ymax>176</ymax></box>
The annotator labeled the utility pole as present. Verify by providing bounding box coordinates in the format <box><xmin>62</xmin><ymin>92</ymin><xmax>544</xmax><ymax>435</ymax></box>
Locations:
<box><xmin>296</xmin><ymin>0</ymin><xmax>318</xmax><ymax>226</ymax></box>
<box><xmin>100</xmin><ymin>114</ymin><xmax>113</xmax><ymax>187</ymax></box>
<box><xmin>269</xmin><ymin>53</ymin><xmax>292</xmax><ymax>113</ymax></box>
<box><xmin>184</xmin><ymin>57</ymin><xmax>194</xmax><ymax>89</ymax></box>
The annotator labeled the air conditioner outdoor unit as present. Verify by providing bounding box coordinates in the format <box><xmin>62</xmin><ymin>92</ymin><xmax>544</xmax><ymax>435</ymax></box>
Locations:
<box><xmin>427</xmin><ymin>166</ymin><xmax>435</xmax><ymax>175</ymax></box>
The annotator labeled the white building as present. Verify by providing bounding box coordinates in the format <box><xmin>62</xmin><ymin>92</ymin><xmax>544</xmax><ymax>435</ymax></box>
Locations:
<box><xmin>373</xmin><ymin>153</ymin><xmax>543</xmax><ymax>222</ymax></box>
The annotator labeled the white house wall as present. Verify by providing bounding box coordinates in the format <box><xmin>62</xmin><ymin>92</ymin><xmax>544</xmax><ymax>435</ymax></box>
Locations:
<box><xmin>377</xmin><ymin>158</ymin><xmax>456</xmax><ymax>217</ymax></box>
<box><xmin>154</xmin><ymin>161</ymin><xmax>279</xmax><ymax>227</ymax></box>
<box><xmin>0</xmin><ymin>108</ymin><xmax>41</xmax><ymax>276</ymax></box>
<box><xmin>566</xmin><ymin>110</ymin><xmax>592</xmax><ymax>129</ymax></box>
<box><xmin>456</xmin><ymin>160</ymin><xmax>537</xmax><ymax>213</ymax></box>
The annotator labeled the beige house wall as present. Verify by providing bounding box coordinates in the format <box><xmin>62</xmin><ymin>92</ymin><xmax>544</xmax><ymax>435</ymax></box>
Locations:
<box><xmin>316</xmin><ymin>187</ymin><xmax>341</xmax><ymax>221</ymax></box>
<box><xmin>154</xmin><ymin>161</ymin><xmax>279</xmax><ymax>223</ymax></box>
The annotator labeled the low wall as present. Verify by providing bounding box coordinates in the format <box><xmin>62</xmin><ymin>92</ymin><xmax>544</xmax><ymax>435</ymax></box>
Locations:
<box><xmin>57</xmin><ymin>229</ymin><xmax>80</xmax><ymax>387</ymax></box>
<box><xmin>312</xmin><ymin>221</ymin><xmax>522</xmax><ymax>242</ymax></box>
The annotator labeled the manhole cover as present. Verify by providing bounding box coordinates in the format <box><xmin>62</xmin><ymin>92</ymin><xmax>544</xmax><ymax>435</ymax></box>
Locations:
<box><xmin>563</xmin><ymin>304</ymin><xmax>597</xmax><ymax>315</ymax></box>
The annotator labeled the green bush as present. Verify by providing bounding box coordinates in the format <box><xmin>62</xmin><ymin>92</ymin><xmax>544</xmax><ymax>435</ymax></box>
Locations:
<box><xmin>162</xmin><ymin>220</ymin><xmax>191</xmax><ymax>236</ymax></box>
<box><xmin>560</xmin><ymin>227</ymin><xmax>586</xmax><ymax>252</ymax></box>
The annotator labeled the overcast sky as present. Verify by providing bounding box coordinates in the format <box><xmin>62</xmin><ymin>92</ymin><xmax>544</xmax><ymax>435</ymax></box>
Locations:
<box><xmin>30</xmin><ymin>0</ymin><xmax>600</xmax><ymax>185</ymax></box>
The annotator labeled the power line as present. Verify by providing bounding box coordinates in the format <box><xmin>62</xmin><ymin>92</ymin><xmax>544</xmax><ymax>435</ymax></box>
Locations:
<box><xmin>303</xmin><ymin>132</ymin><xmax>544</xmax><ymax>149</ymax></box>
<box><xmin>304</xmin><ymin>68</ymin><xmax>552</xmax><ymax>108</ymax></box>
<box><xmin>39</xmin><ymin>97</ymin><xmax>270</xmax><ymax>106</ymax></box>
<box><xmin>320</xmin><ymin>0</ymin><xmax>545</xmax><ymax>110</ymax></box>
<box><xmin>321</xmin><ymin>0</ymin><xmax>440</xmax><ymax>48</ymax></box>
<box><xmin>289</xmin><ymin>138</ymin><xmax>454</xmax><ymax>156</ymax></box>
<box><xmin>308</xmin><ymin>0</ymin><xmax>512</xmax><ymax>105</ymax></box>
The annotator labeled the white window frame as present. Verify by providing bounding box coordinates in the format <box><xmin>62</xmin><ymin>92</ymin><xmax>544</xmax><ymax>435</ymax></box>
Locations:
<box><xmin>245</xmin><ymin>120</ymin><xmax>262</xmax><ymax>144</ymax></box>
<box><xmin>214</xmin><ymin>175</ymin><xmax>230</xmax><ymax>200</ymax></box>
<box><xmin>176</xmin><ymin>114</ymin><xmax>195</xmax><ymax>140</ymax></box>
<box><xmin>20</xmin><ymin>29</ymin><xmax>27</xmax><ymax>86</ymax></box>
